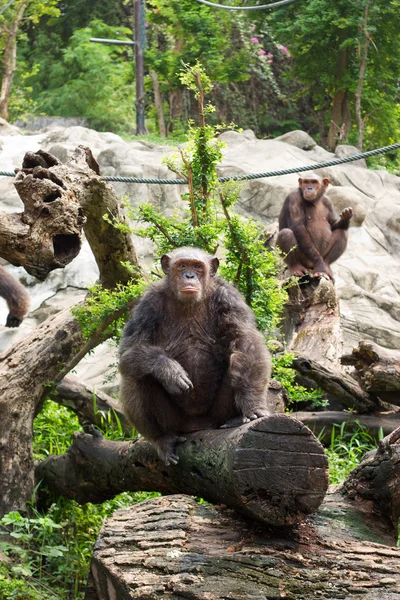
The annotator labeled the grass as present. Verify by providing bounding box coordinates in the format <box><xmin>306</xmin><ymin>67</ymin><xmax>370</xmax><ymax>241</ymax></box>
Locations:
<box><xmin>0</xmin><ymin>400</ymin><xmax>158</xmax><ymax>600</ymax></box>
<box><xmin>324</xmin><ymin>420</ymin><xmax>382</xmax><ymax>484</ymax></box>
<box><xmin>0</xmin><ymin>401</ymin><xmax>383</xmax><ymax>598</ymax></box>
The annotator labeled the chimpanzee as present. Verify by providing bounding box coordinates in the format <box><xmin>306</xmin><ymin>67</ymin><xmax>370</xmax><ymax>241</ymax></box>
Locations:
<box><xmin>119</xmin><ymin>247</ymin><xmax>272</xmax><ymax>465</ymax></box>
<box><xmin>276</xmin><ymin>172</ymin><xmax>353</xmax><ymax>282</ymax></box>
<box><xmin>0</xmin><ymin>265</ymin><xmax>30</xmax><ymax>327</ymax></box>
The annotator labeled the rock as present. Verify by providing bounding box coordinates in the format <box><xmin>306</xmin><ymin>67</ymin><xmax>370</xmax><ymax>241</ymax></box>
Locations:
<box><xmin>335</xmin><ymin>144</ymin><xmax>367</xmax><ymax>168</ymax></box>
<box><xmin>0</xmin><ymin>124</ymin><xmax>399</xmax><ymax>387</ymax></box>
<box><xmin>13</xmin><ymin>116</ymin><xmax>89</xmax><ymax>131</ymax></box>
<box><xmin>274</xmin><ymin>129</ymin><xmax>317</xmax><ymax>150</ymax></box>
<box><xmin>327</xmin><ymin>186</ymin><xmax>368</xmax><ymax>226</ymax></box>
<box><xmin>0</xmin><ymin>118</ymin><xmax>20</xmax><ymax>136</ymax></box>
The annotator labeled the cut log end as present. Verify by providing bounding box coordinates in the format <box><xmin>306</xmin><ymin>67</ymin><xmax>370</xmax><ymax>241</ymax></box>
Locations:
<box><xmin>232</xmin><ymin>414</ymin><xmax>329</xmax><ymax>525</ymax></box>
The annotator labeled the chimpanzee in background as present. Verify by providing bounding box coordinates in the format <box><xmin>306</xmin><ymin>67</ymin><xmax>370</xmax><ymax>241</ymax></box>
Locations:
<box><xmin>277</xmin><ymin>172</ymin><xmax>353</xmax><ymax>282</ymax></box>
<box><xmin>0</xmin><ymin>265</ymin><xmax>30</xmax><ymax>327</ymax></box>
<box><xmin>119</xmin><ymin>247</ymin><xmax>272</xmax><ymax>465</ymax></box>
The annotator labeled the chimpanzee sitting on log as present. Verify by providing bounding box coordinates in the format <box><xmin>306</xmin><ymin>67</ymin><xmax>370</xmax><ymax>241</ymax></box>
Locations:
<box><xmin>277</xmin><ymin>173</ymin><xmax>353</xmax><ymax>282</ymax></box>
<box><xmin>119</xmin><ymin>247</ymin><xmax>272</xmax><ymax>465</ymax></box>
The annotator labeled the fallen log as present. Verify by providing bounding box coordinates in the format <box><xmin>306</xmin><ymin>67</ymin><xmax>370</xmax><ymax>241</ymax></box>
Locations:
<box><xmin>85</xmin><ymin>425</ymin><xmax>400</xmax><ymax>599</ymax></box>
<box><xmin>342</xmin><ymin>340</ymin><xmax>400</xmax><ymax>403</ymax></box>
<box><xmin>50</xmin><ymin>376</ymin><xmax>132</xmax><ymax>434</ymax></box>
<box><xmin>85</xmin><ymin>491</ymin><xmax>400</xmax><ymax>600</ymax></box>
<box><xmin>292</xmin><ymin>356</ymin><xmax>382</xmax><ymax>413</ymax></box>
<box><xmin>36</xmin><ymin>414</ymin><xmax>329</xmax><ymax>527</ymax></box>
<box><xmin>293</xmin><ymin>409</ymin><xmax>400</xmax><ymax>441</ymax></box>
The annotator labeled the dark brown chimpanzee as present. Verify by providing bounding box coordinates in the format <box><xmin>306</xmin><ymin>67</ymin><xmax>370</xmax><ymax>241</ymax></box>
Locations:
<box><xmin>119</xmin><ymin>247</ymin><xmax>272</xmax><ymax>465</ymax></box>
<box><xmin>0</xmin><ymin>265</ymin><xmax>30</xmax><ymax>327</ymax></box>
<box><xmin>276</xmin><ymin>172</ymin><xmax>353</xmax><ymax>282</ymax></box>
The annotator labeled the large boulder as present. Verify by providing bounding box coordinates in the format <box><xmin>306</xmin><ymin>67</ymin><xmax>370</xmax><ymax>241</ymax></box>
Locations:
<box><xmin>0</xmin><ymin>126</ymin><xmax>399</xmax><ymax>387</ymax></box>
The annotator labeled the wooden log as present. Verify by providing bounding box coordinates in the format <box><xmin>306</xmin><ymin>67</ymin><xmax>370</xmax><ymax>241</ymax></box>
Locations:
<box><xmin>342</xmin><ymin>340</ymin><xmax>400</xmax><ymax>402</ymax></box>
<box><xmin>292</xmin><ymin>356</ymin><xmax>381</xmax><ymax>413</ymax></box>
<box><xmin>36</xmin><ymin>414</ymin><xmax>329</xmax><ymax>527</ymax></box>
<box><xmin>293</xmin><ymin>409</ymin><xmax>400</xmax><ymax>441</ymax></box>
<box><xmin>85</xmin><ymin>492</ymin><xmax>400</xmax><ymax>600</ymax></box>
<box><xmin>283</xmin><ymin>276</ymin><xmax>343</xmax><ymax>370</ymax></box>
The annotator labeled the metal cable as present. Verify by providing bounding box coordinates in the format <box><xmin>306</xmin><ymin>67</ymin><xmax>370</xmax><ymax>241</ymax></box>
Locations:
<box><xmin>194</xmin><ymin>0</ymin><xmax>298</xmax><ymax>10</ymax></box>
<box><xmin>0</xmin><ymin>141</ymin><xmax>399</xmax><ymax>183</ymax></box>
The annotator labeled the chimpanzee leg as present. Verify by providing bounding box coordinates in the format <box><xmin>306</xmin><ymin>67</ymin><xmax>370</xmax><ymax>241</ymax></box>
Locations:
<box><xmin>276</xmin><ymin>229</ymin><xmax>311</xmax><ymax>274</ymax></box>
<box><xmin>214</xmin><ymin>334</ymin><xmax>271</xmax><ymax>429</ymax></box>
<box><xmin>323</xmin><ymin>229</ymin><xmax>348</xmax><ymax>265</ymax></box>
<box><xmin>120</xmin><ymin>376</ymin><xmax>186</xmax><ymax>465</ymax></box>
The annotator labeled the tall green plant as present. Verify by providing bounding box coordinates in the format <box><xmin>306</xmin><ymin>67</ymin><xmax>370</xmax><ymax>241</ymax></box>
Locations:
<box><xmin>131</xmin><ymin>61</ymin><xmax>287</xmax><ymax>332</ymax></box>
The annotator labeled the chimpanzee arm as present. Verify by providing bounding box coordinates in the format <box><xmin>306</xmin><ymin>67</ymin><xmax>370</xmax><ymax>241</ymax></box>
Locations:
<box><xmin>214</xmin><ymin>281</ymin><xmax>272</xmax><ymax>419</ymax></box>
<box><xmin>119</xmin><ymin>289</ymin><xmax>192</xmax><ymax>395</ymax></box>
<box><xmin>284</xmin><ymin>192</ymin><xmax>325</xmax><ymax>268</ymax></box>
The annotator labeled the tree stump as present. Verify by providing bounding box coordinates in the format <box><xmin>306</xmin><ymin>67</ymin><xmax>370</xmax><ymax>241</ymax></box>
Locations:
<box><xmin>36</xmin><ymin>414</ymin><xmax>329</xmax><ymax>527</ymax></box>
<box><xmin>85</xmin><ymin>493</ymin><xmax>400</xmax><ymax>600</ymax></box>
<box><xmin>283</xmin><ymin>276</ymin><xmax>343</xmax><ymax>370</ymax></box>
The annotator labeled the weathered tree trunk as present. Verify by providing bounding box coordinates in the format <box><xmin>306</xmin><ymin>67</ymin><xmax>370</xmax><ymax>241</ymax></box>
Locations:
<box><xmin>342</xmin><ymin>340</ymin><xmax>400</xmax><ymax>402</ymax></box>
<box><xmin>283</xmin><ymin>277</ymin><xmax>344</xmax><ymax>370</ymax></box>
<box><xmin>36</xmin><ymin>415</ymin><xmax>329</xmax><ymax>527</ymax></box>
<box><xmin>355</xmin><ymin>3</ymin><xmax>371</xmax><ymax>151</ymax></box>
<box><xmin>327</xmin><ymin>40</ymin><xmax>351</xmax><ymax>150</ymax></box>
<box><xmin>0</xmin><ymin>148</ymin><xmax>140</xmax><ymax>516</ymax></box>
<box><xmin>150</xmin><ymin>69</ymin><xmax>167</xmax><ymax>137</ymax></box>
<box><xmin>85</xmin><ymin>490</ymin><xmax>400</xmax><ymax>600</ymax></box>
<box><xmin>0</xmin><ymin>1</ymin><xmax>27</xmax><ymax>121</ymax></box>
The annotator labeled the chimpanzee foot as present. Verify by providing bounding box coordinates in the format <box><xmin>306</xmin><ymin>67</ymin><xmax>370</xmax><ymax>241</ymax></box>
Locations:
<box><xmin>220</xmin><ymin>410</ymin><xmax>271</xmax><ymax>429</ymax></box>
<box><xmin>154</xmin><ymin>435</ymin><xmax>187</xmax><ymax>466</ymax></box>
<box><xmin>289</xmin><ymin>264</ymin><xmax>309</xmax><ymax>277</ymax></box>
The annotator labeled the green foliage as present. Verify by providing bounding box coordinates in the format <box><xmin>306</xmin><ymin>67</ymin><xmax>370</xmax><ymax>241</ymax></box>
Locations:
<box><xmin>131</xmin><ymin>63</ymin><xmax>288</xmax><ymax>334</ymax></box>
<box><xmin>30</xmin><ymin>20</ymin><xmax>136</xmax><ymax>133</ymax></box>
<box><xmin>0</xmin><ymin>399</ymin><xmax>157</xmax><ymax>599</ymax></box>
<box><xmin>71</xmin><ymin>278</ymin><xmax>146</xmax><ymax>342</ymax></box>
<box><xmin>324</xmin><ymin>421</ymin><xmax>382</xmax><ymax>484</ymax></box>
<box><xmin>268</xmin><ymin>0</ymin><xmax>400</xmax><ymax>147</ymax></box>
<box><xmin>271</xmin><ymin>353</ymin><xmax>327</xmax><ymax>409</ymax></box>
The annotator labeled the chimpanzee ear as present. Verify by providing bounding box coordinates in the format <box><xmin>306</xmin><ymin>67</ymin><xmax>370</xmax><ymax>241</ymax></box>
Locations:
<box><xmin>298</xmin><ymin>177</ymin><xmax>303</xmax><ymax>185</ymax></box>
<box><xmin>322</xmin><ymin>178</ymin><xmax>330</xmax><ymax>188</ymax></box>
<box><xmin>210</xmin><ymin>256</ymin><xmax>219</xmax><ymax>277</ymax></box>
<box><xmin>161</xmin><ymin>254</ymin><xmax>171</xmax><ymax>274</ymax></box>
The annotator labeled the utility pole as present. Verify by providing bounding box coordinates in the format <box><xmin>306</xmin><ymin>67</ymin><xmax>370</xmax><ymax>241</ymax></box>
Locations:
<box><xmin>90</xmin><ymin>0</ymin><xmax>147</xmax><ymax>135</ymax></box>
<box><xmin>134</xmin><ymin>0</ymin><xmax>146</xmax><ymax>135</ymax></box>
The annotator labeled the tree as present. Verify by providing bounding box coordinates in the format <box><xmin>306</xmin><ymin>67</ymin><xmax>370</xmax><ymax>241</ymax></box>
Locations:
<box><xmin>0</xmin><ymin>0</ymin><xmax>59</xmax><ymax>120</ymax></box>
<box><xmin>33</xmin><ymin>20</ymin><xmax>136</xmax><ymax>133</ymax></box>
<box><xmin>268</xmin><ymin>0</ymin><xmax>400</xmax><ymax>149</ymax></box>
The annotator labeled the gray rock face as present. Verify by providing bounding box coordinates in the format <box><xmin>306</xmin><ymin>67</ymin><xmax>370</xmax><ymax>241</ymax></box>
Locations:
<box><xmin>0</xmin><ymin>126</ymin><xmax>399</xmax><ymax>388</ymax></box>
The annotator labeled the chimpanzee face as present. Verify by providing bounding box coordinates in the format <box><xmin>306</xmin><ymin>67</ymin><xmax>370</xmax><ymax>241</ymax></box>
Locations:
<box><xmin>299</xmin><ymin>176</ymin><xmax>329</xmax><ymax>202</ymax></box>
<box><xmin>161</xmin><ymin>249</ymin><xmax>219</xmax><ymax>303</ymax></box>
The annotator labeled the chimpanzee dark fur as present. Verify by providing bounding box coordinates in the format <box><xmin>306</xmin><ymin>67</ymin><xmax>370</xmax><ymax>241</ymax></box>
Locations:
<box><xmin>119</xmin><ymin>247</ymin><xmax>272</xmax><ymax>465</ymax></box>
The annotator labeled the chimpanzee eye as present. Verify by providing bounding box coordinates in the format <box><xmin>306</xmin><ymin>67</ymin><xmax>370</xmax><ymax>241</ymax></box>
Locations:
<box><xmin>177</xmin><ymin>263</ymin><xmax>186</xmax><ymax>270</ymax></box>
<box><xmin>194</xmin><ymin>263</ymin><xmax>204</xmax><ymax>271</ymax></box>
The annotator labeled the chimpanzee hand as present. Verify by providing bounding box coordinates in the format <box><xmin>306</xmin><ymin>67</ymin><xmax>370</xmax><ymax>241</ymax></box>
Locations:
<box><xmin>340</xmin><ymin>207</ymin><xmax>353</xmax><ymax>221</ymax></box>
<box><xmin>158</xmin><ymin>358</ymin><xmax>193</xmax><ymax>396</ymax></box>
